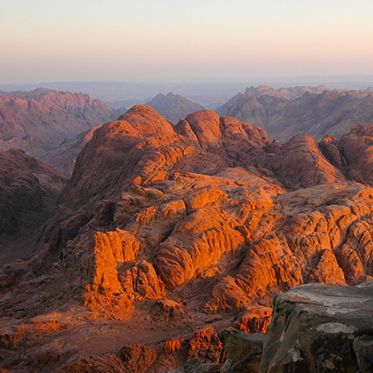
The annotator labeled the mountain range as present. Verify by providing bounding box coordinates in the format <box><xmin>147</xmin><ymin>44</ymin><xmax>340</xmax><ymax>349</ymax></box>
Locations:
<box><xmin>0</xmin><ymin>88</ymin><xmax>115</xmax><ymax>174</ymax></box>
<box><xmin>240</xmin><ymin>85</ymin><xmax>329</xmax><ymax>99</ymax></box>
<box><xmin>2</xmin><ymin>85</ymin><xmax>373</xmax><ymax>165</ymax></box>
<box><xmin>218</xmin><ymin>88</ymin><xmax>373</xmax><ymax>140</ymax></box>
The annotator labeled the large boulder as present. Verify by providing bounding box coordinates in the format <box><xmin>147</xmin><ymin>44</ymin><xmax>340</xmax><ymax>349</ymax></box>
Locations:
<box><xmin>260</xmin><ymin>282</ymin><xmax>373</xmax><ymax>373</ymax></box>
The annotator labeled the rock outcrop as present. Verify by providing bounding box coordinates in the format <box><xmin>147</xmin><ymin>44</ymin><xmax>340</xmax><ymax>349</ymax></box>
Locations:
<box><xmin>260</xmin><ymin>282</ymin><xmax>373</xmax><ymax>373</ymax></box>
<box><xmin>0</xmin><ymin>106</ymin><xmax>373</xmax><ymax>371</ymax></box>
<box><xmin>264</xmin><ymin>134</ymin><xmax>345</xmax><ymax>188</ymax></box>
<box><xmin>339</xmin><ymin>125</ymin><xmax>373</xmax><ymax>186</ymax></box>
<box><xmin>206</xmin><ymin>182</ymin><xmax>373</xmax><ymax>313</ymax></box>
<box><xmin>220</xmin><ymin>329</ymin><xmax>264</xmax><ymax>373</ymax></box>
<box><xmin>15</xmin><ymin>108</ymin><xmax>373</xmax><ymax>316</ymax></box>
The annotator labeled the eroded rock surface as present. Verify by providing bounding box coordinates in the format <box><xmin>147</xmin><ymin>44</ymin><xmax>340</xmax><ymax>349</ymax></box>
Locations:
<box><xmin>260</xmin><ymin>282</ymin><xmax>373</xmax><ymax>373</ymax></box>
<box><xmin>0</xmin><ymin>106</ymin><xmax>373</xmax><ymax>371</ymax></box>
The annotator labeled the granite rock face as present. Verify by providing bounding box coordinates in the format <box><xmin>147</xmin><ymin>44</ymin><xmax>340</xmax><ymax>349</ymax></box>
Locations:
<box><xmin>339</xmin><ymin>125</ymin><xmax>373</xmax><ymax>186</ymax></box>
<box><xmin>36</xmin><ymin>106</ymin><xmax>373</xmax><ymax>321</ymax></box>
<box><xmin>3</xmin><ymin>107</ymin><xmax>373</xmax><ymax>314</ymax></box>
<box><xmin>1</xmin><ymin>106</ymin><xmax>373</xmax><ymax>371</ymax></box>
<box><xmin>260</xmin><ymin>282</ymin><xmax>373</xmax><ymax>373</ymax></box>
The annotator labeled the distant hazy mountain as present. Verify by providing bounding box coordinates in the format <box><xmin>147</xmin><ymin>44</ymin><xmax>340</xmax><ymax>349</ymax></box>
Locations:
<box><xmin>114</xmin><ymin>106</ymin><xmax>129</xmax><ymax>118</ymax></box>
<box><xmin>218</xmin><ymin>88</ymin><xmax>373</xmax><ymax>140</ymax></box>
<box><xmin>243</xmin><ymin>85</ymin><xmax>328</xmax><ymax>99</ymax></box>
<box><xmin>147</xmin><ymin>92</ymin><xmax>204</xmax><ymax>123</ymax></box>
<box><xmin>110</xmin><ymin>98</ymin><xmax>144</xmax><ymax>110</ymax></box>
<box><xmin>0</xmin><ymin>82</ymin><xmax>252</xmax><ymax>108</ymax></box>
<box><xmin>0</xmin><ymin>88</ymin><xmax>115</xmax><ymax>173</ymax></box>
<box><xmin>2</xmin><ymin>80</ymin><xmax>373</xmax><ymax>108</ymax></box>
<box><xmin>46</xmin><ymin>125</ymin><xmax>101</xmax><ymax>176</ymax></box>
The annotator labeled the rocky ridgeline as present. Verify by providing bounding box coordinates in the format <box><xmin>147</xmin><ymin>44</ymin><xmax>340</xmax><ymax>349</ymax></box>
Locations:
<box><xmin>218</xmin><ymin>89</ymin><xmax>373</xmax><ymax>140</ymax></box>
<box><xmin>0</xmin><ymin>88</ymin><xmax>115</xmax><ymax>174</ymax></box>
<box><xmin>0</xmin><ymin>105</ymin><xmax>372</xmax><ymax>371</ymax></box>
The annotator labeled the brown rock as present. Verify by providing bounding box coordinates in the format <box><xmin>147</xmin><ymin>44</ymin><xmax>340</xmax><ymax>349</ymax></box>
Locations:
<box><xmin>119</xmin><ymin>344</ymin><xmax>157</xmax><ymax>373</ymax></box>
<box><xmin>0</xmin><ymin>149</ymin><xmax>66</xmax><ymax>264</ymax></box>
<box><xmin>340</xmin><ymin>125</ymin><xmax>373</xmax><ymax>185</ymax></box>
<box><xmin>62</xmin><ymin>355</ymin><xmax>127</xmax><ymax>373</ymax></box>
<box><xmin>1</xmin><ymin>107</ymin><xmax>373</xmax><ymax>372</ymax></box>
<box><xmin>164</xmin><ymin>338</ymin><xmax>184</xmax><ymax>353</ymax></box>
<box><xmin>237</xmin><ymin>306</ymin><xmax>273</xmax><ymax>334</ymax></box>
<box><xmin>188</xmin><ymin>325</ymin><xmax>223</xmax><ymax>363</ymax></box>
<box><xmin>308</xmin><ymin>249</ymin><xmax>346</xmax><ymax>285</ymax></box>
<box><xmin>220</xmin><ymin>328</ymin><xmax>264</xmax><ymax>373</ymax></box>
<box><xmin>267</xmin><ymin>134</ymin><xmax>345</xmax><ymax>188</ymax></box>
<box><xmin>208</xmin><ymin>183</ymin><xmax>373</xmax><ymax>312</ymax></box>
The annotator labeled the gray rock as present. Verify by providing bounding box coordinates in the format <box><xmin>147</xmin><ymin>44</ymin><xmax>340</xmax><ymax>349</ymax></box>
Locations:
<box><xmin>183</xmin><ymin>358</ymin><xmax>221</xmax><ymax>373</ymax></box>
<box><xmin>260</xmin><ymin>282</ymin><xmax>373</xmax><ymax>373</ymax></box>
<box><xmin>220</xmin><ymin>328</ymin><xmax>264</xmax><ymax>373</ymax></box>
<box><xmin>353</xmin><ymin>335</ymin><xmax>373</xmax><ymax>373</ymax></box>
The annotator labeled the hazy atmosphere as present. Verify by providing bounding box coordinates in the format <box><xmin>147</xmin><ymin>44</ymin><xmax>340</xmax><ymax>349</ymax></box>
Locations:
<box><xmin>1</xmin><ymin>0</ymin><xmax>373</xmax><ymax>84</ymax></box>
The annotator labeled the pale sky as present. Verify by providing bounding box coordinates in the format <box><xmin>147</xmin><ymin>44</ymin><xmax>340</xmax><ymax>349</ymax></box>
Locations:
<box><xmin>1</xmin><ymin>0</ymin><xmax>373</xmax><ymax>84</ymax></box>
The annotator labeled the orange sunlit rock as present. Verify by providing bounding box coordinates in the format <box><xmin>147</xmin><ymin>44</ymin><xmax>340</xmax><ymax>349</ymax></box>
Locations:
<box><xmin>1</xmin><ymin>105</ymin><xmax>373</xmax><ymax>371</ymax></box>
